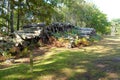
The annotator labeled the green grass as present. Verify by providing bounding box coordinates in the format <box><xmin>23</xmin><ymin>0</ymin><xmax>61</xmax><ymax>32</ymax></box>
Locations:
<box><xmin>0</xmin><ymin>49</ymin><xmax>108</xmax><ymax>80</ymax></box>
<box><xmin>0</xmin><ymin>35</ymin><xmax>120</xmax><ymax>80</ymax></box>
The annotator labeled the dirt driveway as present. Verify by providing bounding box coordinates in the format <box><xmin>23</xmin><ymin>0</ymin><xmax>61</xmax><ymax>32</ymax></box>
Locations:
<box><xmin>82</xmin><ymin>35</ymin><xmax>120</xmax><ymax>55</ymax></box>
<box><xmin>86</xmin><ymin>35</ymin><xmax>120</xmax><ymax>80</ymax></box>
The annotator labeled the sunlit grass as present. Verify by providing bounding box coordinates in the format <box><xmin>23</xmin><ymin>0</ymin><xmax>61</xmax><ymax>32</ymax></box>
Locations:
<box><xmin>0</xmin><ymin>36</ymin><xmax>120</xmax><ymax>80</ymax></box>
<box><xmin>0</xmin><ymin>50</ymin><xmax>105</xmax><ymax>80</ymax></box>
<box><xmin>0</xmin><ymin>64</ymin><xmax>32</xmax><ymax>80</ymax></box>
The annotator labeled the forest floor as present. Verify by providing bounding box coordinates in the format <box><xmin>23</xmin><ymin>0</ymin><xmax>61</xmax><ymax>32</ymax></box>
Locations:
<box><xmin>0</xmin><ymin>35</ymin><xmax>120</xmax><ymax>80</ymax></box>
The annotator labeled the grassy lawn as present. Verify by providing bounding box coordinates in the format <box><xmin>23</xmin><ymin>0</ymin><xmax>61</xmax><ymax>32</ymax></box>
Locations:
<box><xmin>0</xmin><ymin>36</ymin><xmax>120</xmax><ymax>80</ymax></box>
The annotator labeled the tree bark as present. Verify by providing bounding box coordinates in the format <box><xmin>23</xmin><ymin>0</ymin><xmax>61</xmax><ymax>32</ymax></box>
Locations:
<box><xmin>30</xmin><ymin>51</ymin><xmax>33</xmax><ymax>73</ymax></box>
<box><xmin>17</xmin><ymin>4</ymin><xmax>20</xmax><ymax>30</ymax></box>
<box><xmin>10</xmin><ymin>8</ymin><xmax>14</xmax><ymax>33</ymax></box>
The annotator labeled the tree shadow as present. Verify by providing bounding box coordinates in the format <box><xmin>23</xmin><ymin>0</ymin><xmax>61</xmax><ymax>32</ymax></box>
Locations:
<box><xmin>33</xmin><ymin>50</ymin><xmax>107</xmax><ymax>80</ymax></box>
<box><xmin>0</xmin><ymin>50</ymin><xmax>106</xmax><ymax>80</ymax></box>
<box><xmin>0</xmin><ymin>36</ymin><xmax>120</xmax><ymax>80</ymax></box>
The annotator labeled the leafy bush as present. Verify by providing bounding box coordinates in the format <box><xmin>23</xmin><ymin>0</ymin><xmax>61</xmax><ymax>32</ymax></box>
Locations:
<box><xmin>0</xmin><ymin>49</ymin><xmax>12</xmax><ymax>59</ymax></box>
<box><xmin>74</xmin><ymin>38</ymin><xmax>82</xmax><ymax>46</ymax></box>
<box><xmin>20</xmin><ymin>47</ymin><xmax>29</xmax><ymax>57</ymax></box>
<box><xmin>81</xmin><ymin>38</ymin><xmax>90</xmax><ymax>46</ymax></box>
<box><xmin>89</xmin><ymin>34</ymin><xmax>102</xmax><ymax>42</ymax></box>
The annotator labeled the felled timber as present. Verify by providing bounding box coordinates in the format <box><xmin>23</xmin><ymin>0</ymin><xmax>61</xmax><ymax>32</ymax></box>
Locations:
<box><xmin>74</xmin><ymin>27</ymin><xmax>96</xmax><ymax>38</ymax></box>
<box><xmin>13</xmin><ymin>23</ymin><xmax>45</xmax><ymax>46</ymax></box>
<box><xmin>39</xmin><ymin>22</ymin><xmax>75</xmax><ymax>44</ymax></box>
<box><xmin>13</xmin><ymin>22</ymin><xmax>96</xmax><ymax>47</ymax></box>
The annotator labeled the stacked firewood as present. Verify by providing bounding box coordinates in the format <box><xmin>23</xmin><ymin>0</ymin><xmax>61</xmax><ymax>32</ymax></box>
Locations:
<box><xmin>39</xmin><ymin>22</ymin><xmax>74</xmax><ymax>44</ymax></box>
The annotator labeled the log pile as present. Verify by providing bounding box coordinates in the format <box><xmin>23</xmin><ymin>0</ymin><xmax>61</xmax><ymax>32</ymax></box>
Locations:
<box><xmin>74</xmin><ymin>27</ymin><xmax>96</xmax><ymax>38</ymax></box>
<box><xmin>13</xmin><ymin>23</ymin><xmax>46</xmax><ymax>46</ymax></box>
<box><xmin>13</xmin><ymin>22</ymin><xmax>96</xmax><ymax>47</ymax></box>
<box><xmin>13</xmin><ymin>22</ymin><xmax>74</xmax><ymax>46</ymax></box>
<box><xmin>40</xmin><ymin>22</ymin><xmax>74</xmax><ymax>44</ymax></box>
<box><xmin>0</xmin><ymin>22</ymin><xmax>97</xmax><ymax>58</ymax></box>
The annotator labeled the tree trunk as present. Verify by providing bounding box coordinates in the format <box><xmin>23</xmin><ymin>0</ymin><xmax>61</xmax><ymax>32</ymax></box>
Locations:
<box><xmin>10</xmin><ymin>9</ymin><xmax>14</xmax><ymax>33</ymax></box>
<box><xmin>17</xmin><ymin>6</ymin><xmax>20</xmax><ymax>30</ymax></box>
<box><xmin>30</xmin><ymin>51</ymin><xmax>33</xmax><ymax>73</ymax></box>
<box><xmin>7</xmin><ymin>0</ymin><xmax>10</xmax><ymax>34</ymax></box>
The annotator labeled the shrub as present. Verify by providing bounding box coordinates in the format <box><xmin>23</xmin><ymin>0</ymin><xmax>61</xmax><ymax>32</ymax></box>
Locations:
<box><xmin>89</xmin><ymin>34</ymin><xmax>102</xmax><ymax>42</ymax></box>
<box><xmin>20</xmin><ymin>47</ymin><xmax>29</xmax><ymax>57</ymax></box>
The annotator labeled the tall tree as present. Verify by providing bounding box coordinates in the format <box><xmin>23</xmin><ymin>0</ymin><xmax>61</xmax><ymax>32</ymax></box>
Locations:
<box><xmin>9</xmin><ymin>0</ymin><xmax>15</xmax><ymax>33</ymax></box>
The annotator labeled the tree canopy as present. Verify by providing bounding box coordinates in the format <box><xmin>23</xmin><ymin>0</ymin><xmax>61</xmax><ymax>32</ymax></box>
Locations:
<box><xmin>0</xmin><ymin>0</ymin><xmax>110</xmax><ymax>34</ymax></box>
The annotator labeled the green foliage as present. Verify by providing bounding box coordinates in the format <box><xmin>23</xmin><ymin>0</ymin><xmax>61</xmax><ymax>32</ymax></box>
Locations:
<box><xmin>105</xmin><ymin>26</ymin><xmax>111</xmax><ymax>34</ymax></box>
<box><xmin>74</xmin><ymin>38</ymin><xmax>82</xmax><ymax>46</ymax></box>
<box><xmin>52</xmin><ymin>32</ymin><xmax>63</xmax><ymax>38</ymax></box>
<box><xmin>0</xmin><ymin>49</ymin><xmax>4</xmax><ymax>56</ymax></box>
<box><xmin>0</xmin><ymin>40</ymin><xmax>15</xmax><ymax>59</ymax></box>
<box><xmin>20</xmin><ymin>47</ymin><xmax>29</xmax><ymax>57</ymax></box>
<box><xmin>70</xmin><ymin>29</ymin><xmax>80</xmax><ymax>35</ymax></box>
<box><xmin>89</xmin><ymin>34</ymin><xmax>102</xmax><ymax>42</ymax></box>
<box><xmin>0</xmin><ymin>49</ymin><xmax>12</xmax><ymax>59</ymax></box>
<box><xmin>52</xmin><ymin>0</ymin><xmax>110</xmax><ymax>34</ymax></box>
<box><xmin>0</xmin><ymin>0</ymin><xmax>110</xmax><ymax>34</ymax></box>
<box><xmin>52</xmin><ymin>28</ymin><xmax>80</xmax><ymax>39</ymax></box>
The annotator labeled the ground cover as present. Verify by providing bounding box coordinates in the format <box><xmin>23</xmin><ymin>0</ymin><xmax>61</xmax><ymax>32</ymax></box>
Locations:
<box><xmin>0</xmin><ymin>36</ymin><xmax>120</xmax><ymax>80</ymax></box>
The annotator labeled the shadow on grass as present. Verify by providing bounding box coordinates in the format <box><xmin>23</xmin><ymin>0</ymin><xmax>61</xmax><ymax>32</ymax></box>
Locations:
<box><xmin>0</xmin><ymin>64</ymin><xmax>32</xmax><ymax>80</ymax></box>
<box><xmin>0</xmin><ymin>36</ymin><xmax>120</xmax><ymax>80</ymax></box>
<box><xmin>0</xmin><ymin>50</ymin><xmax>108</xmax><ymax>80</ymax></box>
<box><xmin>33</xmin><ymin>50</ymin><xmax>107</xmax><ymax>80</ymax></box>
